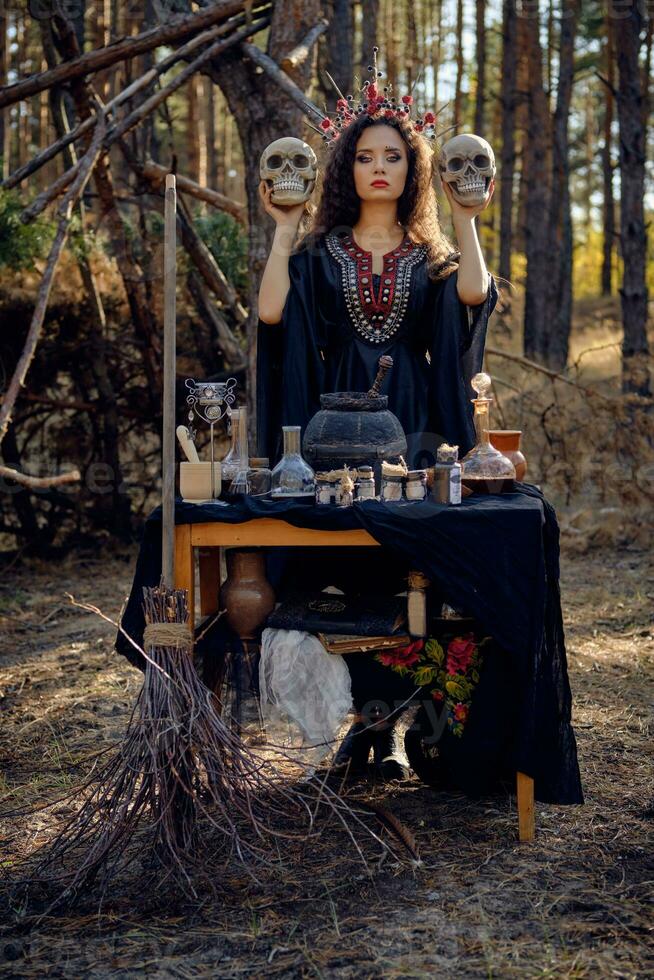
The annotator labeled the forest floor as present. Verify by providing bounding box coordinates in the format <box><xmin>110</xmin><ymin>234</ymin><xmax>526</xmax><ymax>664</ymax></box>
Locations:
<box><xmin>0</xmin><ymin>536</ymin><xmax>652</xmax><ymax>979</ymax></box>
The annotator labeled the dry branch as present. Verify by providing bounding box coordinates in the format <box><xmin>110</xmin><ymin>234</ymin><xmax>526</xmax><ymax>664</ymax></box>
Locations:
<box><xmin>0</xmin><ymin>464</ymin><xmax>81</xmax><ymax>490</ymax></box>
<box><xmin>0</xmin><ymin>115</ymin><xmax>107</xmax><ymax>450</ymax></box>
<box><xmin>188</xmin><ymin>272</ymin><xmax>248</xmax><ymax>371</ymax></box>
<box><xmin>109</xmin><ymin>16</ymin><xmax>270</xmax><ymax>146</ymax></box>
<box><xmin>20</xmin><ymin>13</ymin><xmax>272</xmax><ymax>225</ymax></box>
<box><xmin>280</xmin><ymin>21</ymin><xmax>329</xmax><ymax>72</ymax></box>
<box><xmin>0</xmin><ymin>0</ymin><xmax>272</xmax><ymax>111</ymax></box>
<box><xmin>140</xmin><ymin>160</ymin><xmax>247</xmax><ymax>224</ymax></box>
<box><xmin>3</xmin><ymin>18</ymin><xmax>250</xmax><ymax>191</ymax></box>
<box><xmin>177</xmin><ymin>198</ymin><xmax>248</xmax><ymax>323</ymax></box>
<box><xmin>240</xmin><ymin>40</ymin><xmax>327</xmax><ymax>126</ymax></box>
<box><xmin>485</xmin><ymin>346</ymin><xmax>622</xmax><ymax>405</ymax></box>
<box><xmin>21</xmin><ymin>167</ymin><xmax>78</xmax><ymax>224</ymax></box>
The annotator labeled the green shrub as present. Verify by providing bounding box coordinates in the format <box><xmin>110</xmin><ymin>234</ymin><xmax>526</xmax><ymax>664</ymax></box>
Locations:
<box><xmin>195</xmin><ymin>211</ymin><xmax>248</xmax><ymax>294</ymax></box>
<box><xmin>0</xmin><ymin>189</ymin><xmax>54</xmax><ymax>270</ymax></box>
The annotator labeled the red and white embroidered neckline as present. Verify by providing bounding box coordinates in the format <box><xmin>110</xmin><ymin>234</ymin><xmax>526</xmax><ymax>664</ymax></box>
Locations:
<box><xmin>325</xmin><ymin>230</ymin><xmax>427</xmax><ymax>345</ymax></box>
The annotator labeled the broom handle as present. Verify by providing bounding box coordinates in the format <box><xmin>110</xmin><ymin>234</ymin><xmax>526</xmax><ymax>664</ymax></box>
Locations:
<box><xmin>162</xmin><ymin>173</ymin><xmax>177</xmax><ymax>588</ymax></box>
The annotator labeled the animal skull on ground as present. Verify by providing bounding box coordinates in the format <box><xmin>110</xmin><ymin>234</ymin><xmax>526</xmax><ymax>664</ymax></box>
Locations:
<box><xmin>438</xmin><ymin>134</ymin><xmax>496</xmax><ymax>207</ymax></box>
<box><xmin>259</xmin><ymin>137</ymin><xmax>317</xmax><ymax>205</ymax></box>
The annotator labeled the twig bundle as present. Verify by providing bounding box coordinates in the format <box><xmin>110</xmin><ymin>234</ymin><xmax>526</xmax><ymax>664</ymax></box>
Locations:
<box><xmin>29</xmin><ymin>582</ymin><xmax>406</xmax><ymax>909</ymax></box>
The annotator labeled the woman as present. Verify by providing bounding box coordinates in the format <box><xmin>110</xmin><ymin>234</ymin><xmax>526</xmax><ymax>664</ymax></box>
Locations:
<box><xmin>256</xmin><ymin>111</ymin><xmax>498</xmax><ymax>779</ymax></box>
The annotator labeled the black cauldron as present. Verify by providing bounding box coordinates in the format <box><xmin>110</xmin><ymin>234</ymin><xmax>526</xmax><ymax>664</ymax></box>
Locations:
<box><xmin>302</xmin><ymin>390</ymin><xmax>407</xmax><ymax>481</ymax></box>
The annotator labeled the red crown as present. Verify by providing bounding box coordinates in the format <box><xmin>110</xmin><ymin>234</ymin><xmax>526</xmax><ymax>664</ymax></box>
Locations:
<box><xmin>308</xmin><ymin>47</ymin><xmax>450</xmax><ymax>146</ymax></box>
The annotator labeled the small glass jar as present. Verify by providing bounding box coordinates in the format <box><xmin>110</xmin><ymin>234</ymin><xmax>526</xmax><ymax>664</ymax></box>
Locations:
<box><xmin>315</xmin><ymin>473</ymin><xmax>334</xmax><ymax>505</ymax></box>
<box><xmin>432</xmin><ymin>444</ymin><xmax>462</xmax><ymax>505</ymax></box>
<box><xmin>381</xmin><ymin>474</ymin><xmax>403</xmax><ymax>502</ymax></box>
<box><xmin>247</xmin><ymin>457</ymin><xmax>272</xmax><ymax>498</ymax></box>
<box><xmin>405</xmin><ymin>469</ymin><xmax>427</xmax><ymax>501</ymax></box>
<box><xmin>356</xmin><ymin>466</ymin><xmax>376</xmax><ymax>501</ymax></box>
<box><xmin>271</xmin><ymin>426</ymin><xmax>315</xmax><ymax>498</ymax></box>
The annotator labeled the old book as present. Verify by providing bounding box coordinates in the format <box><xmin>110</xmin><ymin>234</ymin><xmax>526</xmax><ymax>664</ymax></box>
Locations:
<box><xmin>317</xmin><ymin>632</ymin><xmax>412</xmax><ymax>655</ymax></box>
<box><xmin>266</xmin><ymin>592</ymin><xmax>406</xmax><ymax>636</ymax></box>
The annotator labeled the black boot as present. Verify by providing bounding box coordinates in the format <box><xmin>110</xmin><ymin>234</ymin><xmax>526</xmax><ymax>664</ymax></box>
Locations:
<box><xmin>372</xmin><ymin>715</ymin><xmax>409</xmax><ymax>782</ymax></box>
<box><xmin>332</xmin><ymin>720</ymin><xmax>375</xmax><ymax>780</ymax></box>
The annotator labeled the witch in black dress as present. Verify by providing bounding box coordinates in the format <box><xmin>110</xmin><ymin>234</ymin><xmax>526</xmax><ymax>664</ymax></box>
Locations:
<box><xmin>256</xmin><ymin>86</ymin><xmax>499</xmax><ymax>779</ymax></box>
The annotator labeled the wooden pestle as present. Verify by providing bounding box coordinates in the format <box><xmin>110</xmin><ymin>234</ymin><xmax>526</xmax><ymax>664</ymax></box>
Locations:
<box><xmin>367</xmin><ymin>355</ymin><xmax>394</xmax><ymax>397</ymax></box>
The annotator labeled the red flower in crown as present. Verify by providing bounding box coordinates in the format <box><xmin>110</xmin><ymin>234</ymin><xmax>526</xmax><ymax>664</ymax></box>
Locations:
<box><xmin>312</xmin><ymin>46</ymin><xmax>444</xmax><ymax>145</ymax></box>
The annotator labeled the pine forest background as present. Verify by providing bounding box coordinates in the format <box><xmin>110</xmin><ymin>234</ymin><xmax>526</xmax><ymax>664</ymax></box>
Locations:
<box><xmin>0</xmin><ymin>0</ymin><xmax>652</xmax><ymax>552</ymax></box>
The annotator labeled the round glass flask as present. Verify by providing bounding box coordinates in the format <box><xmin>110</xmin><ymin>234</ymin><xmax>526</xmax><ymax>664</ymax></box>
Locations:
<box><xmin>461</xmin><ymin>373</ymin><xmax>516</xmax><ymax>494</ymax></box>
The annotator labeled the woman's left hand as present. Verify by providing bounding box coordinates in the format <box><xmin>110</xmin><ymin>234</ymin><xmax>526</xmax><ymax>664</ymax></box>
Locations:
<box><xmin>441</xmin><ymin>177</ymin><xmax>495</xmax><ymax>222</ymax></box>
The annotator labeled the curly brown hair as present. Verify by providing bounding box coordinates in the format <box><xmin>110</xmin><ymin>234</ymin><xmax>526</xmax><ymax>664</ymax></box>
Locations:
<box><xmin>295</xmin><ymin>113</ymin><xmax>460</xmax><ymax>281</ymax></box>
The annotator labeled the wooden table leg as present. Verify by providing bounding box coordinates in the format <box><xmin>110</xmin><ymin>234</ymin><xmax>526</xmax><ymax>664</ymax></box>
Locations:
<box><xmin>174</xmin><ymin>524</ymin><xmax>195</xmax><ymax>633</ymax></box>
<box><xmin>517</xmin><ymin>771</ymin><xmax>535</xmax><ymax>842</ymax></box>
<box><xmin>199</xmin><ymin>547</ymin><xmax>221</xmax><ymax>616</ymax></box>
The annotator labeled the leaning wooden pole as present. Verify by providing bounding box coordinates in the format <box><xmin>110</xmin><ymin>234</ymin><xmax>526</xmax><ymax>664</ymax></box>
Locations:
<box><xmin>162</xmin><ymin>173</ymin><xmax>177</xmax><ymax>588</ymax></box>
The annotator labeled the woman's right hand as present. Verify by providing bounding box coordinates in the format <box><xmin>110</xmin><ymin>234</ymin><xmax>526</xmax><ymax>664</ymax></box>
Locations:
<box><xmin>259</xmin><ymin>180</ymin><xmax>306</xmax><ymax>229</ymax></box>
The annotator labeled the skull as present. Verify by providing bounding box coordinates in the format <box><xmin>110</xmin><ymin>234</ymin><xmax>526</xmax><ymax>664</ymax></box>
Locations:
<box><xmin>259</xmin><ymin>137</ymin><xmax>317</xmax><ymax>205</ymax></box>
<box><xmin>438</xmin><ymin>134</ymin><xmax>496</xmax><ymax>207</ymax></box>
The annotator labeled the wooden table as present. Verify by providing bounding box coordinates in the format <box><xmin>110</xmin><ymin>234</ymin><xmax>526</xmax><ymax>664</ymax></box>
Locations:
<box><xmin>174</xmin><ymin>517</ymin><xmax>535</xmax><ymax>843</ymax></box>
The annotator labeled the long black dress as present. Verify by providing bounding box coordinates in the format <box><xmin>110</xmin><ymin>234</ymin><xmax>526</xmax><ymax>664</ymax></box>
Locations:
<box><xmin>257</xmin><ymin>229</ymin><xmax>499</xmax><ymax>471</ymax></box>
<box><xmin>256</xmin><ymin>228</ymin><xmax>505</xmax><ymax>744</ymax></box>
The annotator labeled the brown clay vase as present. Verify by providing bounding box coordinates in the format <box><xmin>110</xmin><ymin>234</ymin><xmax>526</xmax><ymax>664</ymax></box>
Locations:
<box><xmin>487</xmin><ymin>430</ymin><xmax>527</xmax><ymax>481</ymax></box>
<box><xmin>222</xmin><ymin>549</ymin><xmax>275</xmax><ymax>640</ymax></box>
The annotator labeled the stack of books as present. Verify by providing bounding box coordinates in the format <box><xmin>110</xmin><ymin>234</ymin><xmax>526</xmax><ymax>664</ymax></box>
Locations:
<box><xmin>266</xmin><ymin>591</ymin><xmax>409</xmax><ymax>654</ymax></box>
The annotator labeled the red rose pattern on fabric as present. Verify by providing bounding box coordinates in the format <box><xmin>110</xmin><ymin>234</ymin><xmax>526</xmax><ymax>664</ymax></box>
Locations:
<box><xmin>375</xmin><ymin>631</ymin><xmax>490</xmax><ymax>736</ymax></box>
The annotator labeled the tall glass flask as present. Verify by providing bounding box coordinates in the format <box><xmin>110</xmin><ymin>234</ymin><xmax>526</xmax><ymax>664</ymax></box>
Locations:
<box><xmin>222</xmin><ymin>408</ymin><xmax>249</xmax><ymax>490</ymax></box>
<box><xmin>271</xmin><ymin>426</ymin><xmax>315</xmax><ymax>497</ymax></box>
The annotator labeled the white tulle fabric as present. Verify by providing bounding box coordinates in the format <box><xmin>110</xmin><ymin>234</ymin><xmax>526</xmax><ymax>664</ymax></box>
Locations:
<box><xmin>259</xmin><ymin>628</ymin><xmax>352</xmax><ymax>764</ymax></box>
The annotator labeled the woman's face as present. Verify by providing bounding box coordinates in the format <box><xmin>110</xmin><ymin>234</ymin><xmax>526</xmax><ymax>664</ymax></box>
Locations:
<box><xmin>353</xmin><ymin>125</ymin><xmax>409</xmax><ymax>203</ymax></box>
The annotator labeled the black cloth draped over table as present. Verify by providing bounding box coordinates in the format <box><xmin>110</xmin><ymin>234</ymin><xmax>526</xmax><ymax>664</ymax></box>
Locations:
<box><xmin>115</xmin><ymin>485</ymin><xmax>584</xmax><ymax>807</ymax></box>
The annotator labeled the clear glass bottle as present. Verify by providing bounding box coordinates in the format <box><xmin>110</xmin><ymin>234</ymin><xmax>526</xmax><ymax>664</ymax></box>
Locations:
<box><xmin>222</xmin><ymin>408</ymin><xmax>249</xmax><ymax>491</ymax></box>
<box><xmin>461</xmin><ymin>373</ymin><xmax>516</xmax><ymax>494</ymax></box>
<box><xmin>271</xmin><ymin>426</ymin><xmax>315</xmax><ymax>498</ymax></box>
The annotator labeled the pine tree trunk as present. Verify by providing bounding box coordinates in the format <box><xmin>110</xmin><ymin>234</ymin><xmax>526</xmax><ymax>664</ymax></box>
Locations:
<box><xmin>522</xmin><ymin>1</ymin><xmax>551</xmax><ymax>363</ymax></box>
<box><xmin>206</xmin><ymin>0</ymin><xmax>323</xmax><ymax>448</ymax></box>
<box><xmin>0</xmin><ymin>15</ymin><xmax>8</xmax><ymax>180</ymax></box>
<box><xmin>544</xmin><ymin>0</ymin><xmax>578</xmax><ymax>371</ymax></box>
<box><xmin>407</xmin><ymin>0</ymin><xmax>418</xmax><ymax>94</ymax></box>
<box><xmin>454</xmin><ymin>0</ymin><xmax>464</xmax><ymax>127</ymax></box>
<box><xmin>326</xmin><ymin>0</ymin><xmax>354</xmax><ymax>97</ymax></box>
<box><xmin>601</xmin><ymin>11</ymin><xmax>615</xmax><ymax>296</ymax></box>
<box><xmin>206</xmin><ymin>81</ymin><xmax>218</xmax><ymax>190</ymax></box>
<box><xmin>187</xmin><ymin>75</ymin><xmax>201</xmax><ymax>185</ymax></box>
<box><xmin>474</xmin><ymin>0</ymin><xmax>486</xmax><ymax>137</ymax></box>
<box><xmin>514</xmin><ymin>12</ymin><xmax>530</xmax><ymax>257</ymax></box>
<box><xmin>499</xmin><ymin>0</ymin><xmax>517</xmax><ymax>284</ymax></box>
<box><xmin>614</xmin><ymin>4</ymin><xmax>651</xmax><ymax>396</ymax></box>
<box><xmin>432</xmin><ymin>0</ymin><xmax>443</xmax><ymax>109</ymax></box>
<box><xmin>360</xmin><ymin>0</ymin><xmax>380</xmax><ymax>90</ymax></box>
